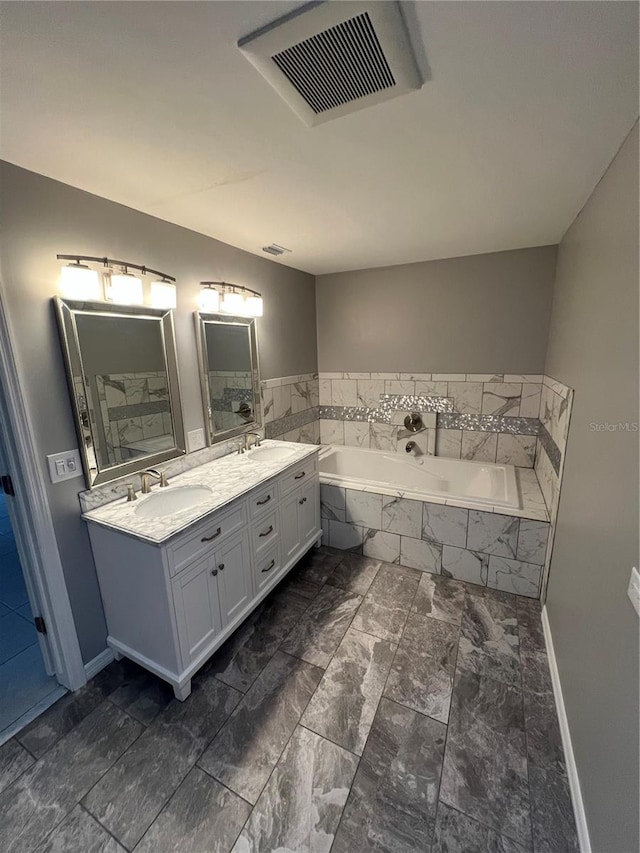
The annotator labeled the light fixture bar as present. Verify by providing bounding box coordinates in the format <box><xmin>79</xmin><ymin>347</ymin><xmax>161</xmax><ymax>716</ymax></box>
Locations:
<box><xmin>199</xmin><ymin>281</ymin><xmax>263</xmax><ymax>317</ymax></box>
<box><xmin>56</xmin><ymin>254</ymin><xmax>175</xmax><ymax>283</ymax></box>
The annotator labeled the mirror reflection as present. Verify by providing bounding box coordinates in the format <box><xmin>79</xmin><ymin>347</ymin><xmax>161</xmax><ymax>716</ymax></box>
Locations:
<box><xmin>196</xmin><ymin>314</ymin><xmax>260</xmax><ymax>443</ymax></box>
<box><xmin>55</xmin><ymin>299</ymin><xmax>185</xmax><ymax>486</ymax></box>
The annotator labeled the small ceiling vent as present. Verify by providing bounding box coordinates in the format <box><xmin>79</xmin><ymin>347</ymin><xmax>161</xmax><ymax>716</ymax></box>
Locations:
<box><xmin>239</xmin><ymin>1</ymin><xmax>422</xmax><ymax>127</ymax></box>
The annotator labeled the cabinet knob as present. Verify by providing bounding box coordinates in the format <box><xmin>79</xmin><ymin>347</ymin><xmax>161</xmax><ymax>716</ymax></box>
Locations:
<box><xmin>211</xmin><ymin>568</ymin><xmax>218</xmax><ymax>577</ymax></box>
<box><xmin>299</xmin><ymin>496</ymin><xmax>307</xmax><ymax>505</ymax></box>
<box><xmin>218</xmin><ymin>563</ymin><xmax>225</xmax><ymax>571</ymax></box>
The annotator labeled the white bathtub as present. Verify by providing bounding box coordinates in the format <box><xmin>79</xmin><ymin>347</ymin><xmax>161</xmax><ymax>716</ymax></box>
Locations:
<box><xmin>319</xmin><ymin>445</ymin><xmax>519</xmax><ymax>510</ymax></box>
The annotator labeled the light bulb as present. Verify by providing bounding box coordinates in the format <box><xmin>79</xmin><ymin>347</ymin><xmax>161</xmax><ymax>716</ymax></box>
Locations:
<box><xmin>220</xmin><ymin>291</ymin><xmax>244</xmax><ymax>314</ymax></box>
<box><xmin>150</xmin><ymin>281</ymin><xmax>177</xmax><ymax>309</ymax></box>
<box><xmin>199</xmin><ymin>286</ymin><xmax>220</xmax><ymax>313</ymax></box>
<box><xmin>106</xmin><ymin>272</ymin><xmax>144</xmax><ymax>305</ymax></box>
<box><xmin>59</xmin><ymin>263</ymin><xmax>101</xmax><ymax>301</ymax></box>
<box><xmin>244</xmin><ymin>295</ymin><xmax>263</xmax><ymax>317</ymax></box>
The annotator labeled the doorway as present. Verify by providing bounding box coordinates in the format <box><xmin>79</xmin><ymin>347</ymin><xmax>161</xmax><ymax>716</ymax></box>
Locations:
<box><xmin>0</xmin><ymin>480</ymin><xmax>67</xmax><ymax>742</ymax></box>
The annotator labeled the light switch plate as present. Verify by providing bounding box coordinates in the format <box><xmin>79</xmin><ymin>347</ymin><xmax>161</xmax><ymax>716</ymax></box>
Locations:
<box><xmin>628</xmin><ymin>567</ymin><xmax>640</xmax><ymax>618</ymax></box>
<box><xmin>187</xmin><ymin>428</ymin><xmax>206</xmax><ymax>453</ymax></box>
<box><xmin>47</xmin><ymin>449</ymin><xmax>83</xmax><ymax>484</ymax></box>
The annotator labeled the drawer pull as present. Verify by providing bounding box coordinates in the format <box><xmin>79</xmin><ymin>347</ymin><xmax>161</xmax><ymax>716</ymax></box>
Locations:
<box><xmin>211</xmin><ymin>568</ymin><xmax>218</xmax><ymax>577</ymax></box>
<box><xmin>261</xmin><ymin>559</ymin><xmax>276</xmax><ymax>574</ymax></box>
<box><xmin>294</xmin><ymin>471</ymin><xmax>305</xmax><ymax>480</ymax></box>
<box><xmin>201</xmin><ymin>527</ymin><xmax>222</xmax><ymax>542</ymax></box>
<box><xmin>256</xmin><ymin>495</ymin><xmax>272</xmax><ymax>506</ymax></box>
<box><xmin>218</xmin><ymin>563</ymin><xmax>225</xmax><ymax>571</ymax></box>
<box><xmin>259</xmin><ymin>525</ymin><xmax>274</xmax><ymax>538</ymax></box>
<box><xmin>299</xmin><ymin>497</ymin><xmax>307</xmax><ymax>505</ymax></box>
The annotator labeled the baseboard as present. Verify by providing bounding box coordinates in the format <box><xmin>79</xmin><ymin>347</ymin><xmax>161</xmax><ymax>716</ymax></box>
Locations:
<box><xmin>84</xmin><ymin>647</ymin><xmax>115</xmax><ymax>680</ymax></box>
<box><xmin>541</xmin><ymin>606</ymin><xmax>592</xmax><ymax>853</ymax></box>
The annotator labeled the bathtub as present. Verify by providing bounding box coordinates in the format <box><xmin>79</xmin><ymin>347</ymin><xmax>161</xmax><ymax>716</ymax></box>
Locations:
<box><xmin>319</xmin><ymin>445</ymin><xmax>519</xmax><ymax>510</ymax></box>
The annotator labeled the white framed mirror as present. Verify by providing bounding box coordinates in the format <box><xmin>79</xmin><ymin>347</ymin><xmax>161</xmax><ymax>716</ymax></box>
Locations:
<box><xmin>54</xmin><ymin>297</ymin><xmax>186</xmax><ymax>487</ymax></box>
<box><xmin>195</xmin><ymin>312</ymin><xmax>261</xmax><ymax>444</ymax></box>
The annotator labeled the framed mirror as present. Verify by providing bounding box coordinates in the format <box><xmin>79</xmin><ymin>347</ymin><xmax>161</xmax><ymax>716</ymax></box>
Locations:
<box><xmin>54</xmin><ymin>297</ymin><xmax>185</xmax><ymax>487</ymax></box>
<box><xmin>195</xmin><ymin>313</ymin><xmax>261</xmax><ymax>443</ymax></box>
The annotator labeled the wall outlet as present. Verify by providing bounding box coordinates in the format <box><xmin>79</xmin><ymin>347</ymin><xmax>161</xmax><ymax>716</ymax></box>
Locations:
<box><xmin>46</xmin><ymin>449</ymin><xmax>83</xmax><ymax>484</ymax></box>
<box><xmin>628</xmin><ymin>567</ymin><xmax>640</xmax><ymax>618</ymax></box>
<box><xmin>187</xmin><ymin>428</ymin><xmax>206</xmax><ymax>453</ymax></box>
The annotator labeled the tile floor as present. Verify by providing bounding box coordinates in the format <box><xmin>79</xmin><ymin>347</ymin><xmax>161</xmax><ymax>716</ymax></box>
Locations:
<box><xmin>0</xmin><ymin>494</ymin><xmax>65</xmax><ymax>739</ymax></box>
<box><xmin>0</xmin><ymin>547</ymin><xmax>580</xmax><ymax>852</ymax></box>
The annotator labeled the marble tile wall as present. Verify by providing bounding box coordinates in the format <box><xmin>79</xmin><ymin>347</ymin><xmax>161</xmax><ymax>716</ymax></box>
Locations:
<box><xmin>320</xmin><ymin>484</ymin><xmax>551</xmax><ymax>598</ymax></box>
<box><xmin>317</xmin><ymin>372</ymin><xmax>542</xmax><ymax>467</ymax></box>
<box><xmin>261</xmin><ymin>373</ymin><xmax>321</xmax><ymax>444</ymax></box>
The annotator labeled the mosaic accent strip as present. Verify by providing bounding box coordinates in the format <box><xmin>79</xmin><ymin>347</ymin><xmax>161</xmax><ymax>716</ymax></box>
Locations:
<box><xmin>437</xmin><ymin>414</ymin><xmax>541</xmax><ymax>436</ymax></box>
<box><xmin>265</xmin><ymin>407</ymin><xmax>320</xmax><ymax>440</ymax></box>
<box><xmin>380</xmin><ymin>395</ymin><xmax>454</xmax><ymax>415</ymax></box>
<box><xmin>106</xmin><ymin>400</ymin><xmax>170</xmax><ymax>420</ymax></box>
<box><xmin>538</xmin><ymin>423</ymin><xmax>561</xmax><ymax>476</ymax></box>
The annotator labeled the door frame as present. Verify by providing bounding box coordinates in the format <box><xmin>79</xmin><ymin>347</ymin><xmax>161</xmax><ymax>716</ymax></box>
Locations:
<box><xmin>0</xmin><ymin>280</ymin><xmax>86</xmax><ymax>691</ymax></box>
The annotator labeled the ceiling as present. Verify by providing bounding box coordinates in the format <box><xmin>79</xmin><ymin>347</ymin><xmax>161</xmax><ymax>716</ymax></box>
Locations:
<box><xmin>0</xmin><ymin>1</ymin><xmax>637</xmax><ymax>275</ymax></box>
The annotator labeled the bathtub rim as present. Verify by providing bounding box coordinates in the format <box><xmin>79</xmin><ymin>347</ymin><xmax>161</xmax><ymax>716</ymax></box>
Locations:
<box><xmin>318</xmin><ymin>444</ymin><xmax>549</xmax><ymax>522</ymax></box>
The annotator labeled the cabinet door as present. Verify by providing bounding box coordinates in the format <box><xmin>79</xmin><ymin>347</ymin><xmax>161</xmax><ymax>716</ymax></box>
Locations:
<box><xmin>280</xmin><ymin>489</ymin><xmax>302</xmax><ymax>563</ymax></box>
<box><xmin>214</xmin><ymin>531</ymin><xmax>253</xmax><ymax>627</ymax></box>
<box><xmin>298</xmin><ymin>478</ymin><xmax>320</xmax><ymax>545</ymax></box>
<box><xmin>172</xmin><ymin>554</ymin><xmax>221</xmax><ymax>666</ymax></box>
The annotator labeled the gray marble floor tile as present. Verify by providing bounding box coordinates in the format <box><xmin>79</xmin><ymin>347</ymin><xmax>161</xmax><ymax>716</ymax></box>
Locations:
<box><xmin>327</xmin><ymin>552</ymin><xmax>382</xmax><ymax>596</ymax></box>
<box><xmin>231</xmin><ymin>725</ymin><xmax>358</xmax><ymax>852</ymax></box>
<box><xmin>0</xmin><ymin>702</ymin><xmax>141</xmax><ymax>853</ymax></box>
<box><xmin>302</xmin><ymin>628</ymin><xmax>396</xmax><ymax>755</ymax></box>
<box><xmin>464</xmin><ymin>582</ymin><xmax>517</xmax><ymax>609</ymax></box>
<box><xmin>384</xmin><ymin>613</ymin><xmax>458</xmax><ymax>722</ymax></box>
<box><xmin>520</xmin><ymin>649</ymin><xmax>553</xmax><ymax>696</ymax></box>
<box><xmin>332</xmin><ymin>698</ymin><xmax>446</xmax><ymax>852</ymax></box>
<box><xmin>279</xmin><ymin>548</ymin><xmax>343</xmax><ymax>600</ymax></box>
<box><xmin>134</xmin><ymin>767</ymin><xmax>251</xmax><ymax>853</ymax></box>
<box><xmin>516</xmin><ymin>598</ymin><xmax>545</xmax><ymax>654</ymax></box>
<box><xmin>108</xmin><ymin>667</ymin><xmax>174</xmax><ymax>725</ymax></box>
<box><xmin>34</xmin><ymin>804</ymin><xmax>125</xmax><ymax>853</ymax></box>
<box><xmin>199</xmin><ymin>651</ymin><xmax>322</xmax><ymax>803</ymax></box>
<box><xmin>205</xmin><ymin>589</ymin><xmax>308</xmax><ymax>692</ymax></box>
<box><xmin>351</xmin><ymin>564</ymin><xmax>420</xmax><ymax>643</ymax></box>
<box><xmin>529</xmin><ymin>764</ymin><xmax>579</xmax><ymax>853</ymax></box>
<box><xmin>458</xmin><ymin>595</ymin><xmax>520</xmax><ymax>688</ymax></box>
<box><xmin>412</xmin><ymin>573</ymin><xmax>466</xmax><ymax>626</ymax></box>
<box><xmin>83</xmin><ymin>678</ymin><xmax>241</xmax><ymax>850</ymax></box>
<box><xmin>440</xmin><ymin>668</ymin><xmax>531</xmax><ymax>848</ymax></box>
<box><xmin>524</xmin><ymin>686</ymin><xmax>566</xmax><ymax>776</ymax></box>
<box><xmin>467</xmin><ymin>511</ymin><xmax>518</xmax><ymax>558</ymax></box>
<box><xmin>0</xmin><ymin>739</ymin><xmax>35</xmax><ymax>795</ymax></box>
<box><xmin>280</xmin><ymin>584</ymin><xmax>362</xmax><ymax>668</ymax></box>
<box><xmin>432</xmin><ymin>802</ymin><xmax>529</xmax><ymax>853</ymax></box>
<box><xmin>17</xmin><ymin>661</ymin><xmax>133</xmax><ymax>759</ymax></box>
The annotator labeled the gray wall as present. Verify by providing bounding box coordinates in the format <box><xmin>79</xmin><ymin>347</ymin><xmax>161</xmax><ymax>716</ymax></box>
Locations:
<box><xmin>0</xmin><ymin>162</ymin><xmax>316</xmax><ymax>662</ymax></box>
<box><xmin>544</xmin><ymin>123</ymin><xmax>639</xmax><ymax>852</ymax></box>
<box><xmin>315</xmin><ymin>246</ymin><xmax>557</xmax><ymax>373</ymax></box>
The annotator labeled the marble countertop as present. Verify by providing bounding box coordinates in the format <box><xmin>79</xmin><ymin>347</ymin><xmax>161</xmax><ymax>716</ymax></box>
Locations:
<box><xmin>82</xmin><ymin>440</ymin><xmax>320</xmax><ymax>545</ymax></box>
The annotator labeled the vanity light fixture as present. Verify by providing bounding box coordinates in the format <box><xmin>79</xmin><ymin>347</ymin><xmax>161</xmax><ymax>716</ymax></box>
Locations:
<box><xmin>59</xmin><ymin>261</ymin><xmax>101</xmax><ymax>301</ymax></box>
<box><xmin>56</xmin><ymin>255</ymin><xmax>176</xmax><ymax>308</ymax></box>
<box><xmin>199</xmin><ymin>281</ymin><xmax>263</xmax><ymax>317</ymax></box>
<box><xmin>150</xmin><ymin>279</ymin><xmax>177</xmax><ymax>309</ymax></box>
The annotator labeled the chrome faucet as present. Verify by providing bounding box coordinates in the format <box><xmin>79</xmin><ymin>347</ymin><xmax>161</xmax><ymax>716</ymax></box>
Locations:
<box><xmin>140</xmin><ymin>468</ymin><xmax>169</xmax><ymax>494</ymax></box>
<box><xmin>238</xmin><ymin>432</ymin><xmax>260</xmax><ymax>453</ymax></box>
<box><xmin>405</xmin><ymin>441</ymin><xmax>423</xmax><ymax>457</ymax></box>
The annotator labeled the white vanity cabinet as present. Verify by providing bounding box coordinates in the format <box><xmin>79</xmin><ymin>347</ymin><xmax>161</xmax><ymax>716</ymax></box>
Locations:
<box><xmin>86</xmin><ymin>450</ymin><xmax>320</xmax><ymax>700</ymax></box>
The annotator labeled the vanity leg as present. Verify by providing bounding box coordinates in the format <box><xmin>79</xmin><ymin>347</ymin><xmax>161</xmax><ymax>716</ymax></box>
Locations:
<box><xmin>314</xmin><ymin>534</ymin><xmax>322</xmax><ymax>548</ymax></box>
<box><xmin>173</xmin><ymin>680</ymin><xmax>192</xmax><ymax>701</ymax></box>
<box><xmin>113</xmin><ymin>651</ymin><xmax>124</xmax><ymax>661</ymax></box>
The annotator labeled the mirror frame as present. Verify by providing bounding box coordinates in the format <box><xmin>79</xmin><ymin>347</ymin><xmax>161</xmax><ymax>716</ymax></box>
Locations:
<box><xmin>194</xmin><ymin>312</ymin><xmax>261</xmax><ymax>445</ymax></box>
<box><xmin>54</xmin><ymin>296</ymin><xmax>186</xmax><ymax>487</ymax></box>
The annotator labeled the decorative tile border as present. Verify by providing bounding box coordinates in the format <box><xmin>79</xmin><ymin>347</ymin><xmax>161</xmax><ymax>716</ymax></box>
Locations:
<box><xmin>538</xmin><ymin>423</ymin><xmax>561</xmax><ymax>476</ymax></box>
<box><xmin>265</xmin><ymin>406</ymin><xmax>319</xmax><ymax>440</ymax></box>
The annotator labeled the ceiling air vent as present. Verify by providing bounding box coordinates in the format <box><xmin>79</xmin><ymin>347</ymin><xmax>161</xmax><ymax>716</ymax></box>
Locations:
<box><xmin>262</xmin><ymin>243</ymin><xmax>292</xmax><ymax>256</ymax></box>
<box><xmin>238</xmin><ymin>1</ymin><xmax>422</xmax><ymax>127</ymax></box>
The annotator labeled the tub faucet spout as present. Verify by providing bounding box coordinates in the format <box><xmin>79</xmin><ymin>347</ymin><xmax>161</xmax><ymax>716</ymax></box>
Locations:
<box><xmin>405</xmin><ymin>441</ymin><xmax>423</xmax><ymax>456</ymax></box>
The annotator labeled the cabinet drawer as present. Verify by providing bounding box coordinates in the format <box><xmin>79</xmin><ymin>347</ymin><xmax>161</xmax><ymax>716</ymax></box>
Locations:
<box><xmin>254</xmin><ymin>544</ymin><xmax>283</xmax><ymax>594</ymax></box>
<box><xmin>169</xmin><ymin>502</ymin><xmax>247</xmax><ymax>575</ymax></box>
<box><xmin>249</xmin><ymin>482</ymin><xmax>279</xmax><ymax>519</ymax></box>
<box><xmin>252</xmin><ymin>511</ymin><xmax>279</xmax><ymax>554</ymax></box>
<box><xmin>280</xmin><ymin>457</ymin><xmax>317</xmax><ymax>497</ymax></box>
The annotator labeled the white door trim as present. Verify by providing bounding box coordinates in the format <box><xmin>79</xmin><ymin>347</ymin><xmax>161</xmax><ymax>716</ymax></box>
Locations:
<box><xmin>0</xmin><ymin>281</ymin><xmax>86</xmax><ymax>692</ymax></box>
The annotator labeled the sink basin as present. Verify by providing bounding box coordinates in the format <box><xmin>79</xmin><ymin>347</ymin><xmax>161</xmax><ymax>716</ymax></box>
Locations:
<box><xmin>135</xmin><ymin>485</ymin><xmax>213</xmax><ymax>518</ymax></box>
<box><xmin>247</xmin><ymin>445</ymin><xmax>296</xmax><ymax>463</ymax></box>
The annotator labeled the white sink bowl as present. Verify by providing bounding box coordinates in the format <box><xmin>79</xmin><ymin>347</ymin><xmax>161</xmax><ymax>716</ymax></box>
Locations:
<box><xmin>135</xmin><ymin>485</ymin><xmax>212</xmax><ymax>518</ymax></box>
<box><xmin>247</xmin><ymin>445</ymin><xmax>296</xmax><ymax>463</ymax></box>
